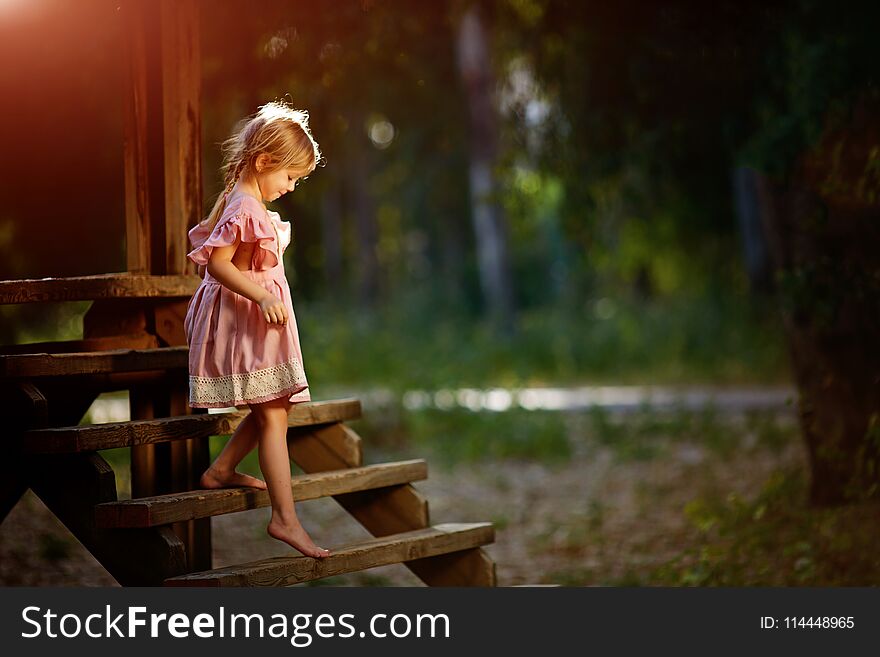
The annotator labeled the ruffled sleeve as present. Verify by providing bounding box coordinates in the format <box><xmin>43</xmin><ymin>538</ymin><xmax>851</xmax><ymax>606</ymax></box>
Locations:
<box><xmin>186</xmin><ymin>209</ymin><xmax>279</xmax><ymax>271</ymax></box>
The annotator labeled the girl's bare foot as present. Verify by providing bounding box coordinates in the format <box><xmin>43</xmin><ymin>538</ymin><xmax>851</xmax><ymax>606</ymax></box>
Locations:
<box><xmin>200</xmin><ymin>466</ymin><xmax>268</xmax><ymax>490</ymax></box>
<box><xmin>267</xmin><ymin>518</ymin><xmax>332</xmax><ymax>558</ymax></box>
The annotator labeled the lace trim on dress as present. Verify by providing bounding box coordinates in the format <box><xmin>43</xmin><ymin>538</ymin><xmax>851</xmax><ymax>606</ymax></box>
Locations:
<box><xmin>189</xmin><ymin>358</ymin><xmax>307</xmax><ymax>405</ymax></box>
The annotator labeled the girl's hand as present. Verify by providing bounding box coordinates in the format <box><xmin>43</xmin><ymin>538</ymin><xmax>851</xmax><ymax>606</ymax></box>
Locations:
<box><xmin>258</xmin><ymin>294</ymin><xmax>288</xmax><ymax>325</ymax></box>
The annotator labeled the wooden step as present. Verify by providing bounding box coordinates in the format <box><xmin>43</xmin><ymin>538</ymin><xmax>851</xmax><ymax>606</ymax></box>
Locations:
<box><xmin>0</xmin><ymin>272</ymin><xmax>199</xmax><ymax>304</ymax></box>
<box><xmin>287</xmin><ymin>422</ymin><xmax>496</xmax><ymax>586</ymax></box>
<box><xmin>164</xmin><ymin>522</ymin><xmax>495</xmax><ymax>587</ymax></box>
<box><xmin>1</xmin><ymin>345</ymin><xmax>189</xmax><ymax>378</ymax></box>
<box><xmin>95</xmin><ymin>460</ymin><xmax>428</xmax><ymax>527</ymax></box>
<box><xmin>0</xmin><ymin>334</ymin><xmax>160</xmax><ymax>356</ymax></box>
<box><xmin>20</xmin><ymin>398</ymin><xmax>362</xmax><ymax>454</ymax></box>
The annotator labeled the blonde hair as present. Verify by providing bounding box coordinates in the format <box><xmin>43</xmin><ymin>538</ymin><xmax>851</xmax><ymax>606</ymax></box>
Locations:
<box><xmin>200</xmin><ymin>100</ymin><xmax>322</xmax><ymax>232</ymax></box>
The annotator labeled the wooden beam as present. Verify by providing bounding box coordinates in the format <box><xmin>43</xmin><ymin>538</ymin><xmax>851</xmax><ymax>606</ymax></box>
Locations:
<box><xmin>153</xmin><ymin>300</ymin><xmax>190</xmax><ymax>347</ymax></box>
<box><xmin>24</xmin><ymin>380</ymin><xmax>102</xmax><ymax>433</ymax></box>
<box><xmin>121</xmin><ymin>0</ymin><xmax>152</xmax><ymax>273</ymax></box>
<box><xmin>95</xmin><ymin>460</ymin><xmax>428</xmax><ymax>527</ymax></box>
<box><xmin>0</xmin><ymin>382</ymin><xmax>48</xmax><ymax>522</ymax></box>
<box><xmin>164</xmin><ymin>523</ymin><xmax>494</xmax><ymax>587</ymax></box>
<box><xmin>161</xmin><ymin>0</ymin><xmax>201</xmax><ymax>277</ymax></box>
<box><xmin>10</xmin><ymin>381</ymin><xmax>49</xmax><ymax>429</ymax></box>
<box><xmin>22</xmin><ymin>399</ymin><xmax>362</xmax><ymax>453</ymax></box>
<box><xmin>407</xmin><ymin>547</ymin><xmax>497</xmax><ymax>587</ymax></box>
<box><xmin>27</xmin><ymin>452</ymin><xmax>189</xmax><ymax>586</ymax></box>
<box><xmin>0</xmin><ymin>334</ymin><xmax>160</xmax><ymax>355</ymax></box>
<box><xmin>288</xmin><ymin>421</ymin><xmax>365</xmax><ymax>470</ymax></box>
<box><xmin>0</xmin><ymin>346</ymin><xmax>189</xmax><ymax>378</ymax></box>
<box><xmin>122</xmin><ymin>0</ymin><xmax>207</xmax><ymax>570</ymax></box>
<box><xmin>167</xmin><ymin>372</ymin><xmax>212</xmax><ymax>571</ymax></box>
<box><xmin>289</xmin><ymin>423</ymin><xmax>429</xmax><ymax>532</ymax></box>
<box><xmin>0</xmin><ymin>273</ymin><xmax>199</xmax><ymax>304</ymax></box>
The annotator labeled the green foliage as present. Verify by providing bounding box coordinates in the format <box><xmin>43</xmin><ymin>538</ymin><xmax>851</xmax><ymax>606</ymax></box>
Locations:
<box><xmin>740</xmin><ymin>2</ymin><xmax>880</xmax><ymax>177</ymax></box>
<box><xmin>1</xmin><ymin>301</ymin><xmax>90</xmax><ymax>346</ymax></box>
<box><xmin>401</xmin><ymin>407</ymin><xmax>571</xmax><ymax>466</ymax></box>
<box><xmin>653</xmin><ymin>468</ymin><xmax>880</xmax><ymax>586</ymax></box>
<box><xmin>298</xmin><ymin>289</ymin><xmax>787</xmax><ymax>393</ymax></box>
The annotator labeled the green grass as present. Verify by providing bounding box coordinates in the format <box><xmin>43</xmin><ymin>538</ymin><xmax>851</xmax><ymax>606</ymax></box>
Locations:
<box><xmin>581</xmin><ymin>405</ymin><xmax>794</xmax><ymax>463</ymax></box>
<box><xmin>398</xmin><ymin>407</ymin><xmax>572</xmax><ymax>467</ymax></box>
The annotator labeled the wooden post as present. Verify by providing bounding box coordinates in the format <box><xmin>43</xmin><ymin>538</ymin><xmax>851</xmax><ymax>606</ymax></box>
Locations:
<box><xmin>120</xmin><ymin>0</ymin><xmax>209</xmax><ymax>572</ymax></box>
<box><xmin>161</xmin><ymin>0</ymin><xmax>202</xmax><ymax>276</ymax></box>
<box><xmin>28</xmin><ymin>452</ymin><xmax>188</xmax><ymax>586</ymax></box>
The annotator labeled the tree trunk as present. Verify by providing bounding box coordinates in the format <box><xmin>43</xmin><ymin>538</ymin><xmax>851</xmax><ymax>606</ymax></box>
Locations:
<box><xmin>756</xmin><ymin>95</ymin><xmax>880</xmax><ymax>505</ymax></box>
<box><xmin>455</xmin><ymin>3</ymin><xmax>515</xmax><ymax>331</ymax></box>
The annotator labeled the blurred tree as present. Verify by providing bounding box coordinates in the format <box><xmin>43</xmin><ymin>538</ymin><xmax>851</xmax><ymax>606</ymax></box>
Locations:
<box><xmin>455</xmin><ymin>1</ymin><xmax>516</xmax><ymax>331</ymax></box>
<box><xmin>757</xmin><ymin>103</ymin><xmax>880</xmax><ymax>504</ymax></box>
<box><xmin>494</xmin><ymin>0</ymin><xmax>880</xmax><ymax>501</ymax></box>
<box><xmin>742</xmin><ymin>0</ymin><xmax>880</xmax><ymax>503</ymax></box>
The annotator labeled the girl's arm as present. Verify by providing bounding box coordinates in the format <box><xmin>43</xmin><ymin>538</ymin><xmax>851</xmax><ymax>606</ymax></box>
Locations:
<box><xmin>198</xmin><ymin>264</ymin><xmax>206</xmax><ymax>278</ymax></box>
<box><xmin>206</xmin><ymin>239</ymin><xmax>273</xmax><ymax>305</ymax></box>
<box><xmin>208</xmin><ymin>248</ymin><xmax>288</xmax><ymax>326</ymax></box>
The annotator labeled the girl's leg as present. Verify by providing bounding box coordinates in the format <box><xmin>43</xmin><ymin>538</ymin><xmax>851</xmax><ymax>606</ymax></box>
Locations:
<box><xmin>250</xmin><ymin>396</ymin><xmax>331</xmax><ymax>558</ymax></box>
<box><xmin>199</xmin><ymin>411</ymin><xmax>267</xmax><ymax>490</ymax></box>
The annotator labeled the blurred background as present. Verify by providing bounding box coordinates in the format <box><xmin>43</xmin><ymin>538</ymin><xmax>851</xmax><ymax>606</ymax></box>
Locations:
<box><xmin>1</xmin><ymin>0</ymin><xmax>878</xmax><ymax>586</ymax></box>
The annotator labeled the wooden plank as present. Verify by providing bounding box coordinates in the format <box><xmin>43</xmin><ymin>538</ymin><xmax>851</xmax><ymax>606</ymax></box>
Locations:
<box><xmin>0</xmin><ymin>334</ymin><xmax>160</xmax><ymax>355</ymax></box>
<box><xmin>23</xmin><ymin>399</ymin><xmax>362</xmax><ymax>453</ymax></box>
<box><xmin>289</xmin><ymin>423</ymin><xmax>496</xmax><ymax>586</ymax></box>
<box><xmin>0</xmin><ymin>273</ymin><xmax>200</xmax><ymax>304</ymax></box>
<box><xmin>284</xmin><ymin>399</ymin><xmax>363</xmax><ymax>431</ymax></box>
<box><xmin>95</xmin><ymin>460</ymin><xmax>428</xmax><ymax>527</ymax></box>
<box><xmin>164</xmin><ymin>523</ymin><xmax>494</xmax><ymax>587</ymax></box>
<box><xmin>27</xmin><ymin>452</ymin><xmax>189</xmax><ymax>586</ymax></box>
<box><xmin>0</xmin><ymin>346</ymin><xmax>189</xmax><ymax>378</ymax></box>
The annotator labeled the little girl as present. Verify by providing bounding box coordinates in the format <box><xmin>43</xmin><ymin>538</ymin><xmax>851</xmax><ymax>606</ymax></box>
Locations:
<box><xmin>184</xmin><ymin>101</ymin><xmax>331</xmax><ymax>559</ymax></box>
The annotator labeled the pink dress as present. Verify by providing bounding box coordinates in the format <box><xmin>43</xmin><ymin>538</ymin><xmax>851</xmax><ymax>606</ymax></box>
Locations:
<box><xmin>184</xmin><ymin>191</ymin><xmax>311</xmax><ymax>408</ymax></box>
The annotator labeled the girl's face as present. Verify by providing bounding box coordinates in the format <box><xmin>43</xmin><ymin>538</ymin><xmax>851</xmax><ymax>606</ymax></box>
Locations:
<box><xmin>256</xmin><ymin>165</ymin><xmax>304</xmax><ymax>202</ymax></box>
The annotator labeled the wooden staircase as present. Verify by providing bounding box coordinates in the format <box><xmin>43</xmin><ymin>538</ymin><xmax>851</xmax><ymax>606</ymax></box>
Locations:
<box><xmin>1</xmin><ymin>274</ymin><xmax>497</xmax><ymax>587</ymax></box>
<box><xmin>0</xmin><ymin>2</ymin><xmax>498</xmax><ymax>588</ymax></box>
